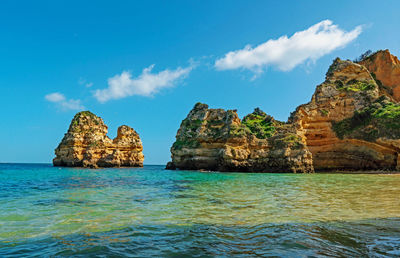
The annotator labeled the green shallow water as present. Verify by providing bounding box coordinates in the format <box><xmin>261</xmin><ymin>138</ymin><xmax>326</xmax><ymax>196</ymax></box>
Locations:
<box><xmin>1</xmin><ymin>163</ymin><xmax>400</xmax><ymax>256</ymax></box>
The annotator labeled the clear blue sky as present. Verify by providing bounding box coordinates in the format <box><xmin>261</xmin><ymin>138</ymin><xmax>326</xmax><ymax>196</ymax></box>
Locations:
<box><xmin>1</xmin><ymin>0</ymin><xmax>399</xmax><ymax>164</ymax></box>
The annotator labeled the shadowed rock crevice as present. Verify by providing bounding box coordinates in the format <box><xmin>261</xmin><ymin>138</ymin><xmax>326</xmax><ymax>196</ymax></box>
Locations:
<box><xmin>53</xmin><ymin>111</ymin><xmax>144</xmax><ymax>168</ymax></box>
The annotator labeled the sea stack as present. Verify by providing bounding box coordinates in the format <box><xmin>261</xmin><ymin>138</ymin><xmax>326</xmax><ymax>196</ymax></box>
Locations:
<box><xmin>167</xmin><ymin>50</ymin><xmax>400</xmax><ymax>172</ymax></box>
<box><xmin>53</xmin><ymin>111</ymin><xmax>144</xmax><ymax>168</ymax></box>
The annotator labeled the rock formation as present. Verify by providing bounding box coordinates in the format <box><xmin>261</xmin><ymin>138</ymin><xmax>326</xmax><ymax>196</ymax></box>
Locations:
<box><xmin>290</xmin><ymin>56</ymin><xmax>399</xmax><ymax>171</ymax></box>
<box><xmin>167</xmin><ymin>50</ymin><xmax>400</xmax><ymax>172</ymax></box>
<box><xmin>53</xmin><ymin>111</ymin><xmax>144</xmax><ymax>168</ymax></box>
<box><xmin>359</xmin><ymin>50</ymin><xmax>400</xmax><ymax>101</ymax></box>
<box><xmin>167</xmin><ymin>103</ymin><xmax>314</xmax><ymax>173</ymax></box>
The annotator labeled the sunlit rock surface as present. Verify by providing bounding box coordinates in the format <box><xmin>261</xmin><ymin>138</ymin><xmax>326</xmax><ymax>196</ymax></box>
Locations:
<box><xmin>168</xmin><ymin>50</ymin><xmax>400</xmax><ymax>172</ymax></box>
<box><xmin>359</xmin><ymin>49</ymin><xmax>400</xmax><ymax>102</ymax></box>
<box><xmin>168</xmin><ymin>103</ymin><xmax>313</xmax><ymax>173</ymax></box>
<box><xmin>53</xmin><ymin>111</ymin><xmax>144</xmax><ymax>168</ymax></box>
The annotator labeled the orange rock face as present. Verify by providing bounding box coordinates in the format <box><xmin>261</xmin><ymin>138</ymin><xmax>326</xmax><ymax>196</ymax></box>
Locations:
<box><xmin>53</xmin><ymin>111</ymin><xmax>144</xmax><ymax>168</ymax></box>
<box><xmin>169</xmin><ymin>50</ymin><xmax>400</xmax><ymax>172</ymax></box>
<box><xmin>290</xmin><ymin>57</ymin><xmax>400</xmax><ymax>171</ymax></box>
<box><xmin>359</xmin><ymin>50</ymin><xmax>400</xmax><ymax>102</ymax></box>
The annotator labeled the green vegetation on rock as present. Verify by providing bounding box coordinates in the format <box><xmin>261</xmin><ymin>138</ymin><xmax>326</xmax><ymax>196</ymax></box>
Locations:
<box><xmin>332</xmin><ymin>96</ymin><xmax>400</xmax><ymax>141</ymax></box>
<box><xmin>193</xmin><ymin>102</ymin><xmax>208</xmax><ymax>110</ymax></box>
<box><xmin>229</xmin><ymin>124</ymin><xmax>251</xmax><ymax>138</ymax></box>
<box><xmin>79</xmin><ymin>111</ymin><xmax>96</xmax><ymax>117</ymax></box>
<box><xmin>242</xmin><ymin>108</ymin><xmax>277</xmax><ymax>139</ymax></box>
<box><xmin>172</xmin><ymin>139</ymin><xmax>200</xmax><ymax>150</ymax></box>
<box><xmin>326</xmin><ymin>58</ymin><xmax>342</xmax><ymax>77</ymax></box>
<box><xmin>283</xmin><ymin>134</ymin><xmax>302</xmax><ymax>143</ymax></box>
<box><xmin>268</xmin><ymin>132</ymin><xmax>303</xmax><ymax>150</ymax></box>
<box><xmin>320</xmin><ymin>109</ymin><xmax>329</xmax><ymax>116</ymax></box>
<box><xmin>182</xmin><ymin>118</ymin><xmax>203</xmax><ymax>131</ymax></box>
<box><xmin>334</xmin><ymin>79</ymin><xmax>376</xmax><ymax>92</ymax></box>
<box><xmin>71</xmin><ymin>111</ymin><xmax>100</xmax><ymax>127</ymax></box>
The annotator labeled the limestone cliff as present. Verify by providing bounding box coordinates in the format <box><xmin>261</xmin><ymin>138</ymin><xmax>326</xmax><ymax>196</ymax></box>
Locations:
<box><xmin>167</xmin><ymin>103</ymin><xmax>314</xmax><ymax>173</ymax></box>
<box><xmin>53</xmin><ymin>111</ymin><xmax>144</xmax><ymax>168</ymax></box>
<box><xmin>290</xmin><ymin>57</ymin><xmax>399</xmax><ymax>171</ymax></box>
<box><xmin>359</xmin><ymin>50</ymin><xmax>400</xmax><ymax>102</ymax></box>
<box><xmin>168</xmin><ymin>49</ymin><xmax>400</xmax><ymax>172</ymax></box>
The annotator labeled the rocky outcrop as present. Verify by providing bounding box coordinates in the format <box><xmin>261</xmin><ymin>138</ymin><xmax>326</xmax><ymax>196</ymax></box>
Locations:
<box><xmin>168</xmin><ymin>103</ymin><xmax>314</xmax><ymax>173</ymax></box>
<box><xmin>53</xmin><ymin>111</ymin><xmax>144</xmax><ymax>168</ymax></box>
<box><xmin>290</xmin><ymin>58</ymin><xmax>399</xmax><ymax>171</ymax></box>
<box><xmin>167</xmin><ymin>50</ymin><xmax>400</xmax><ymax>172</ymax></box>
<box><xmin>359</xmin><ymin>50</ymin><xmax>400</xmax><ymax>102</ymax></box>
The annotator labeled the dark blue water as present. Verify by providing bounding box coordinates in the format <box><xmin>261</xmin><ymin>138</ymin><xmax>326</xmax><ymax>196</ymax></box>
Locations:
<box><xmin>1</xmin><ymin>163</ymin><xmax>400</xmax><ymax>257</ymax></box>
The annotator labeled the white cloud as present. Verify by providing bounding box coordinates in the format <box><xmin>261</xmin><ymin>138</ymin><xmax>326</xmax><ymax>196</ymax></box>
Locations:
<box><xmin>215</xmin><ymin>20</ymin><xmax>362</xmax><ymax>73</ymax></box>
<box><xmin>78</xmin><ymin>77</ymin><xmax>93</xmax><ymax>88</ymax></box>
<box><xmin>45</xmin><ymin>92</ymin><xmax>85</xmax><ymax>111</ymax></box>
<box><xmin>45</xmin><ymin>92</ymin><xmax>65</xmax><ymax>102</ymax></box>
<box><xmin>94</xmin><ymin>65</ymin><xmax>192</xmax><ymax>103</ymax></box>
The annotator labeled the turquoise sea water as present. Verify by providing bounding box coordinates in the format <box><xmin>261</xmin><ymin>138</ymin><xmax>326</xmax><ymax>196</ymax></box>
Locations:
<box><xmin>1</xmin><ymin>164</ymin><xmax>400</xmax><ymax>256</ymax></box>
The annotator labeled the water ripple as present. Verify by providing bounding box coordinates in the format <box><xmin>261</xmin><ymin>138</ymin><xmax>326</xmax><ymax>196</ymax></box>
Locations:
<box><xmin>1</xmin><ymin>164</ymin><xmax>400</xmax><ymax>256</ymax></box>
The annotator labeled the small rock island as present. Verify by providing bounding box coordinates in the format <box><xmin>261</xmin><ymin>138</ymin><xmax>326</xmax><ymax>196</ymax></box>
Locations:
<box><xmin>53</xmin><ymin>111</ymin><xmax>144</xmax><ymax>168</ymax></box>
<box><xmin>167</xmin><ymin>50</ymin><xmax>400</xmax><ymax>173</ymax></box>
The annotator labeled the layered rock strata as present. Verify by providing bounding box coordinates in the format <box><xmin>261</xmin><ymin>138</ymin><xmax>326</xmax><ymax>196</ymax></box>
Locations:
<box><xmin>290</xmin><ymin>57</ymin><xmax>399</xmax><ymax>171</ymax></box>
<box><xmin>167</xmin><ymin>104</ymin><xmax>314</xmax><ymax>173</ymax></box>
<box><xmin>53</xmin><ymin>111</ymin><xmax>144</xmax><ymax>168</ymax></box>
<box><xmin>168</xmin><ymin>50</ymin><xmax>400</xmax><ymax>172</ymax></box>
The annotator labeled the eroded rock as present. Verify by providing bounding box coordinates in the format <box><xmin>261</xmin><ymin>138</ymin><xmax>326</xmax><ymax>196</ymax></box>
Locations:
<box><xmin>53</xmin><ymin>111</ymin><xmax>144</xmax><ymax>168</ymax></box>
<box><xmin>290</xmin><ymin>55</ymin><xmax>400</xmax><ymax>171</ymax></box>
<box><xmin>168</xmin><ymin>103</ymin><xmax>314</xmax><ymax>173</ymax></box>
<box><xmin>168</xmin><ymin>50</ymin><xmax>400</xmax><ymax>172</ymax></box>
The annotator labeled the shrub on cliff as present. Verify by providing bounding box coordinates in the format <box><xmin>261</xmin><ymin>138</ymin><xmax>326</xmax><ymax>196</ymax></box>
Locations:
<box><xmin>332</xmin><ymin>96</ymin><xmax>400</xmax><ymax>141</ymax></box>
<box><xmin>353</xmin><ymin>50</ymin><xmax>373</xmax><ymax>63</ymax></box>
<box><xmin>334</xmin><ymin>79</ymin><xmax>376</xmax><ymax>92</ymax></box>
<box><xmin>242</xmin><ymin>108</ymin><xmax>277</xmax><ymax>139</ymax></box>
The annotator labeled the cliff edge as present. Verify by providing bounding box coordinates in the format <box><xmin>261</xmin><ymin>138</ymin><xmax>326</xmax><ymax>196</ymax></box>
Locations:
<box><xmin>167</xmin><ymin>49</ymin><xmax>400</xmax><ymax>172</ymax></box>
<box><xmin>53</xmin><ymin>111</ymin><xmax>144</xmax><ymax>168</ymax></box>
<box><xmin>359</xmin><ymin>49</ymin><xmax>400</xmax><ymax>101</ymax></box>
